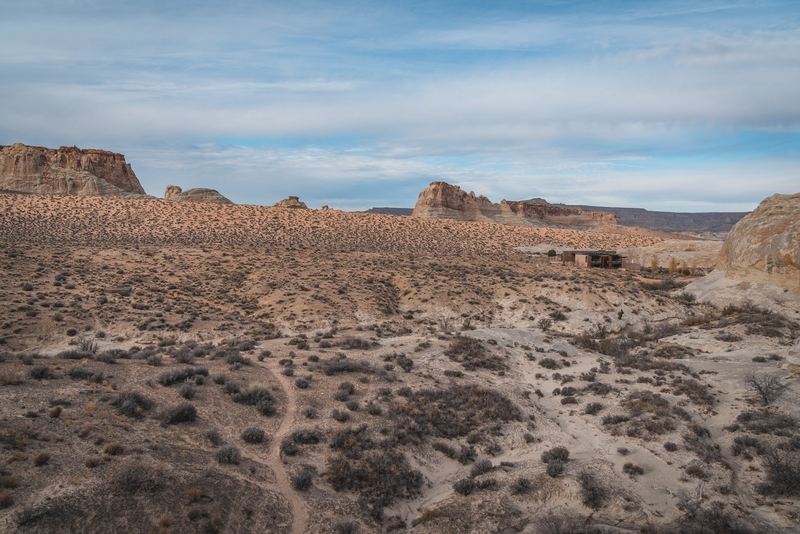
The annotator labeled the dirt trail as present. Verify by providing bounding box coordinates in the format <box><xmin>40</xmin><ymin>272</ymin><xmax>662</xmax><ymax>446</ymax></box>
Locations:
<box><xmin>265</xmin><ymin>360</ymin><xmax>309</xmax><ymax>534</ymax></box>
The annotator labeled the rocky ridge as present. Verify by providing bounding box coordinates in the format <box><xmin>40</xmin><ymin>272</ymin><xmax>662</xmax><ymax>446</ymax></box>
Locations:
<box><xmin>164</xmin><ymin>184</ymin><xmax>233</xmax><ymax>204</ymax></box>
<box><xmin>0</xmin><ymin>143</ymin><xmax>147</xmax><ymax>197</ymax></box>
<box><xmin>554</xmin><ymin>204</ymin><xmax>748</xmax><ymax>233</ymax></box>
<box><xmin>411</xmin><ymin>181</ymin><xmax>618</xmax><ymax>228</ymax></box>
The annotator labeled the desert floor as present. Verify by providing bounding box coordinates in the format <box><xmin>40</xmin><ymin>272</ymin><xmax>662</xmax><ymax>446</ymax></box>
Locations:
<box><xmin>0</xmin><ymin>193</ymin><xmax>798</xmax><ymax>534</ymax></box>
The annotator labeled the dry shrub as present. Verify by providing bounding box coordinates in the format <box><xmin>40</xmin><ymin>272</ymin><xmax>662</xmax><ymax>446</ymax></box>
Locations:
<box><xmin>537</xmin><ymin>511</ymin><xmax>608</xmax><ymax>534</ymax></box>
<box><xmin>0</xmin><ymin>490</ymin><xmax>12</xmax><ymax>509</ymax></box>
<box><xmin>390</xmin><ymin>385</ymin><xmax>522</xmax><ymax>444</ymax></box>
<box><xmin>327</xmin><ymin>449</ymin><xmax>423</xmax><ymax>505</ymax></box>
<box><xmin>432</xmin><ymin>441</ymin><xmax>476</xmax><ymax>464</ymax></box>
<box><xmin>737</xmin><ymin>411</ymin><xmax>796</xmax><ymax>436</ymax></box>
<box><xmin>577</xmin><ymin>470</ymin><xmax>607</xmax><ymax>510</ymax></box>
<box><xmin>113</xmin><ymin>460</ymin><xmax>163</xmax><ymax>492</ymax></box>
<box><xmin>318</xmin><ymin>357</ymin><xmax>375</xmax><ymax>376</ymax></box>
<box><xmin>161</xmin><ymin>402</ymin><xmax>197</xmax><ymax>425</ymax></box>
<box><xmin>623</xmin><ymin>462</ymin><xmax>644</xmax><ymax>476</ymax></box>
<box><xmin>0</xmin><ymin>372</ymin><xmax>23</xmax><ymax>386</ymax></box>
<box><xmin>28</xmin><ymin>365</ymin><xmax>52</xmax><ymax>380</ymax></box>
<box><xmin>510</xmin><ymin>477</ymin><xmax>532</xmax><ymax>495</ymax></box>
<box><xmin>215</xmin><ymin>444</ymin><xmax>241</xmax><ymax>464</ymax></box>
<box><xmin>758</xmin><ymin>447</ymin><xmax>800</xmax><ymax>496</ymax></box>
<box><xmin>157</xmin><ymin>367</ymin><xmax>208</xmax><ymax>386</ymax></box>
<box><xmin>241</xmin><ymin>427</ymin><xmax>265</xmax><ymax>444</ymax></box>
<box><xmin>111</xmin><ymin>391</ymin><xmax>154</xmax><ymax>418</ymax></box>
<box><xmin>103</xmin><ymin>442</ymin><xmax>124</xmax><ymax>456</ymax></box>
<box><xmin>652</xmin><ymin>343</ymin><xmax>694</xmax><ymax>359</ymax></box>
<box><xmin>685</xmin><ymin>463</ymin><xmax>707</xmax><ymax>480</ymax></box>
<box><xmin>280</xmin><ymin>438</ymin><xmax>299</xmax><ymax>456</ymax></box>
<box><xmin>333</xmin><ymin>520</ymin><xmax>360</xmax><ymax>534</ymax></box>
<box><xmin>672</xmin><ymin>378</ymin><xmax>715</xmax><ymax>406</ymax></box>
<box><xmin>229</xmin><ymin>382</ymin><xmax>276</xmax><ymax>416</ymax></box>
<box><xmin>444</xmin><ymin>336</ymin><xmax>506</xmax><ymax>371</ymax></box>
<box><xmin>337</xmin><ymin>336</ymin><xmax>372</xmax><ymax>350</ymax></box>
<box><xmin>469</xmin><ymin>459</ymin><xmax>493</xmax><ymax>477</ymax></box>
<box><xmin>682</xmin><ymin>424</ymin><xmax>721</xmax><ymax>464</ymax></box>
<box><xmin>640</xmin><ymin>278</ymin><xmax>680</xmax><ymax>291</ymax></box>
<box><xmin>675</xmin><ymin>504</ymin><xmax>758</xmax><ymax>534</ymax></box>
<box><xmin>292</xmin><ymin>469</ymin><xmax>314</xmax><ymax>491</ymax></box>
<box><xmin>290</xmin><ymin>428</ymin><xmax>323</xmax><ymax>445</ymax></box>
<box><xmin>743</xmin><ymin>372</ymin><xmax>788</xmax><ymax>406</ymax></box>
<box><xmin>541</xmin><ymin>446</ymin><xmax>570</xmax><ymax>464</ymax></box>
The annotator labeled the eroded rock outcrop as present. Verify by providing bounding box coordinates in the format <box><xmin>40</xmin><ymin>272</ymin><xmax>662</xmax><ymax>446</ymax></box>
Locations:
<box><xmin>0</xmin><ymin>143</ymin><xmax>147</xmax><ymax>197</ymax></box>
<box><xmin>411</xmin><ymin>182</ymin><xmax>618</xmax><ymax>228</ymax></box>
<box><xmin>163</xmin><ymin>185</ymin><xmax>233</xmax><ymax>204</ymax></box>
<box><xmin>273</xmin><ymin>196</ymin><xmax>308</xmax><ymax>209</ymax></box>
<box><xmin>716</xmin><ymin>193</ymin><xmax>800</xmax><ymax>292</ymax></box>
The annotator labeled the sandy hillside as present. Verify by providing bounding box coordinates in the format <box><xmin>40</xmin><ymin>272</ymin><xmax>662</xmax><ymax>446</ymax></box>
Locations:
<box><xmin>0</xmin><ymin>192</ymin><xmax>798</xmax><ymax>534</ymax></box>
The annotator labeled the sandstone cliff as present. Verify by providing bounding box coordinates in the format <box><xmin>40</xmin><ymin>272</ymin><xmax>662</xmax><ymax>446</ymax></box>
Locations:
<box><xmin>273</xmin><ymin>196</ymin><xmax>308</xmax><ymax>209</ymax></box>
<box><xmin>164</xmin><ymin>185</ymin><xmax>233</xmax><ymax>204</ymax></box>
<box><xmin>715</xmin><ymin>193</ymin><xmax>800</xmax><ymax>292</ymax></box>
<box><xmin>411</xmin><ymin>182</ymin><xmax>618</xmax><ymax>228</ymax></box>
<box><xmin>0</xmin><ymin>143</ymin><xmax>147</xmax><ymax>197</ymax></box>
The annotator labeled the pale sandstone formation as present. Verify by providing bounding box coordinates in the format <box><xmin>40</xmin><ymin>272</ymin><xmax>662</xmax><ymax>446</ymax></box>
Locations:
<box><xmin>163</xmin><ymin>184</ymin><xmax>233</xmax><ymax>204</ymax></box>
<box><xmin>272</xmin><ymin>196</ymin><xmax>308</xmax><ymax>209</ymax></box>
<box><xmin>714</xmin><ymin>192</ymin><xmax>800</xmax><ymax>292</ymax></box>
<box><xmin>685</xmin><ymin>193</ymin><xmax>800</xmax><ymax>312</ymax></box>
<box><xmin>0</xmin><ymin>143</ymin><xmax>147</xmax><ymax>197</ymax></box>
<box><xmin>412</xmin><ymin>181</ymin><xmax>618</xmax><ymax>228</ymax></box>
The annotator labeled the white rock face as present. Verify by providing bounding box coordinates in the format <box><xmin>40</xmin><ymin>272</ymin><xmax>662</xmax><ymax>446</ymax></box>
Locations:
<box><xmin>684</xmin><ymin>192</ymin><xmax>800</xmax><ymax>313</ymax></box>
<box><xmin>716</xmin><ymin>192</ymin><xmax>800</xmax><ymax>292</ymax></box>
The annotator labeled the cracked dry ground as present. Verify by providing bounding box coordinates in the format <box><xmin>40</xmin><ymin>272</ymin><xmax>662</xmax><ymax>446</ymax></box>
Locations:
<box><xmin>1</xmin><ymin>195</ymin><xmax>800</xmax><ymax>533</ymax></box>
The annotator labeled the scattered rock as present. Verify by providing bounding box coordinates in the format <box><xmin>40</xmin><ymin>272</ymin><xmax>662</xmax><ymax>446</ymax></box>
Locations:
<box><xmin>273</xmin><ymin>196</ymin><xmax>308</xmax><ymax>209</ymax></box>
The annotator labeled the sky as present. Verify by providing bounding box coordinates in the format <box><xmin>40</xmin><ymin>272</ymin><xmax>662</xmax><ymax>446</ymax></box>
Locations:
<box><xmin>1</xmin><ymin>0</ymin><xmax>798</xmax><ymax>212</ymax></box>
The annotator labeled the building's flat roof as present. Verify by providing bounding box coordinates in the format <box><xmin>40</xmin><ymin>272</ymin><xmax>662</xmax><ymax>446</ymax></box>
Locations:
<box><xmin>564</xmin><ymin>250</ymin><xmax>619</xmax><ymax>255</ymax></box>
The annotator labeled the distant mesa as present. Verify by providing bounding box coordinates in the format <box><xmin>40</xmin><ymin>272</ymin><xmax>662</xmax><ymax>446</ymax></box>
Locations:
<box><xmin>0</xmin><ymin>143</ymin><xmax>149</xmax><ymax>198</ymax></box>
<box><xmin>364</xmin><ymin>207</ymin><xmax>414</xmax><ymax>216</ymax></box>
<box><xmin>164</xmin><ymin>184</ymin><xmax>233</xmax><ymax>204</ymax></box>
<box><xmin>411</xmin><ymin>181</ymin><xmax>618</xmax><ymax>228</ymax></box>
<box><xmin>273</xmin><ymin>196</ymin><xmax>308</xmax><ymax>209</ymax></box>
<box><xmin>552</xmin><ymin>203</ymin><xmax>748</xmax><ymax>233</ymax></box>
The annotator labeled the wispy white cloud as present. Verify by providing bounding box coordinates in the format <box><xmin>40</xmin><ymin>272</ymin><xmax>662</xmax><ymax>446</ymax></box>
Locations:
<box><xmin>1</xmin><ymin>0</ymin><xmax>798</xmax><ymax>211</ymax></box>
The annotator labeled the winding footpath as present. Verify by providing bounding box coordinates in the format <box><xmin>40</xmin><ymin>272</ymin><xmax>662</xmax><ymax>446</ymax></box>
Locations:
<box><xmin>265</xmin><ymin>359</ymin><xmax>309</xmax><ymax>534</ymax></box>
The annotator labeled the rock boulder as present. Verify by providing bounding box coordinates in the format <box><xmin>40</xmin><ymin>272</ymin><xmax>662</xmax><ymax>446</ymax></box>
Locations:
<box><xmin>716</xmin><ymin>192</ymin><xmax>800</xmax><ymax>292</ymax></box>
<box><xmin>273</xmin><ymin>196</ymin><xmax>308</xmax><ymax>209</ymax></box>
<box><xmin>163</xmin><ymin>185</ymin><xmax>233</xmax><ymax>204</ymax></box>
